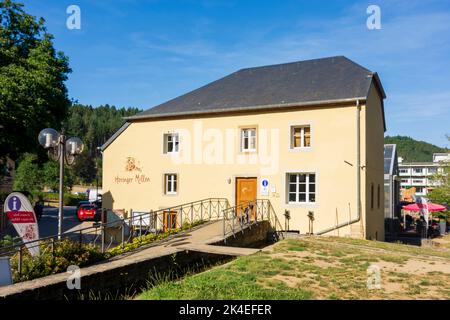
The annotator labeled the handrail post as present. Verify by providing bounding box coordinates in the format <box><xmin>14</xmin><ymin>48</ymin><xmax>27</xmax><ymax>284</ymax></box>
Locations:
<box><xmin>18</xmin><ymin>245</ymin><xmax>23</xmax><ymax>276</ymax></box>
<box><xmin>222</xmin><ymin>209</ymin><xmax>225</xmax><ymax>237</ymax></box>
<box><xmin>101</xmin><ymin>209</ymin><xmax>106</xmax><ymax>254</ymax></box>
<box><xmin>121</xmin><ymin>220</ymin><xmax>125</xmax><ymax>249</ymax></box>
<box><xmin>180</xmin><ymin>206</ymin><xmax>183</xmax><ymax>229</ymax></box>
<box><xmin>201</xmin><ymin>201</ymin><xmax>203</xmax><ymax>221</ymax></box>
<box><xmin>232</xmin><ymin>209</ymin><xmax>235</xmax><ymax>235</ymax></box>
<box><xmin>209</xmin><ymin>199</ymin><xmax>212</xmax><ymax>220</ymax></box>
<box><xmin>215</xmin><ymin>199</ymin><xmax>218</xmax><ymax>220</ymax></box>
<box><xmin>191</xmin><ymin>204</ymin><xmax>194</xmax><ymax>224</ymax></box>
<box><xmin>139</xmin><ymin>215</ymin><xmax>143</xmax><ymax>243</ymax></box>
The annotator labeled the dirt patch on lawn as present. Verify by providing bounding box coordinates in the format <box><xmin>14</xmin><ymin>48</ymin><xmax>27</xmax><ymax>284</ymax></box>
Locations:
<box><xmin>377</xmin><ymin>258</ymin><xmax>450</xmax><ymax>275</ymax></box>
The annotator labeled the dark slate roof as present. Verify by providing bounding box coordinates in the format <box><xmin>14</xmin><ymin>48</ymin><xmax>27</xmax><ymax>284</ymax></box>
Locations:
<box><xmin>127</xmin><ymin>56</ymin><xmax>385</xmax><ymax>121</ymax></box>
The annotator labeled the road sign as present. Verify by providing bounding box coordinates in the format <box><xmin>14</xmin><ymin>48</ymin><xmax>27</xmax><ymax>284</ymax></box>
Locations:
<box><xmin>3</xmin><ymin>192</ymin><xmax>40</xmax><ymax>256</ymax></box>
<box><xmin>261</xmin><ymin>179</ymin><xmax>269</xmax><ymax>196</ymax></box>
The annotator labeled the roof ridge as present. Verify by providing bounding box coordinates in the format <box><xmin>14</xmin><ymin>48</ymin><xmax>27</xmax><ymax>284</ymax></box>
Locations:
<box><xmin>128</xmin><ymin>56</ymin><xmax>383</xmax><ymax>121</ymax></box>
<box><xmin>236</xmin><ymin>55</ymin><xmax>352</xmax><ymax>72</ymax></box>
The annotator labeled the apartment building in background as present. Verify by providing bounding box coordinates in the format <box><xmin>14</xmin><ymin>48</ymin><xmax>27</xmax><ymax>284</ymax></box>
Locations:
<box><xmin>398</xmin><ymin>153</ymin><xmax>449</xmax><ymax>197</ymax></box>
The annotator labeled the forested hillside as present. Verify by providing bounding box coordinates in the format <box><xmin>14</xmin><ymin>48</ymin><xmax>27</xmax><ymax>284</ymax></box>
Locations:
<box><xmin>66</xmin><ymin>104</ymin><xmax>141</xmax><ymax>156</ymax></box>
<box><xmin>384</xmin><ymin>135</ymin><xmax>448</xmax><ymax>162</ymax></box>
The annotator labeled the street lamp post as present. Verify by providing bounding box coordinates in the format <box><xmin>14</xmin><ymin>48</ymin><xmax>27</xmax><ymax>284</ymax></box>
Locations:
<box><xmin>38</xmin><ymin>128</ymin><xmax>84</xmax><ymax>239</ymax></box>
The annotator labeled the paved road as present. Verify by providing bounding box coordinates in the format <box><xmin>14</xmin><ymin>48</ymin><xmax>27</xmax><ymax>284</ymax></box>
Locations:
<box><xmin>38</xmin><ymin>206</ymin><xmax>96</xmax><ymax>237</ymax></box>
<box><xmin>2</xmin><ymin>206</ymin><xmax>95</xmax><ymax>239</ymax></box>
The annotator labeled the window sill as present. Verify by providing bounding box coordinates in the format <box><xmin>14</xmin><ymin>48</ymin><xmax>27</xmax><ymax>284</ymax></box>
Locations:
<box><xmin>289</xmin><ymin>147</ymin><xmax>312</xmax><ymax>152</ymax></box>
<box><xmin>285</xmin><ymin>202</ymin><xmax>317</xmax><ymax>208</ymax></box>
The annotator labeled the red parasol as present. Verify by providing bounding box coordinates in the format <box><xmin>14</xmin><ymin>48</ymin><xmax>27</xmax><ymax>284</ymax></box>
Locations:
<box><xmin>402</xmin><ymin>202</ymin><xmax>446</xmax><ymax>212</ymax></box>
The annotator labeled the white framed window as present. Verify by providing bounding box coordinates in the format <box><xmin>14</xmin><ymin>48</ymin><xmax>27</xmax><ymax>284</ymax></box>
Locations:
<box><xmin>163</xmin><ymin>133</ymin><xmax>179</xmax><ymax>154</ymax></box>
<box><xmin>240</xmin><ymin>128</ymin><xmax>257</xmax><ymax>152</ymax></box>
<box><xmin>399</xmin><ymin>169</ymin><xmax>408</xmax><ymax>174</ymax></box>
<box><xmin>413</xmin><ymin>168</ymin><xmax>423</xmax><ymax>174</ymax></box>
<box><xmin>427</xmin><ymin>167</ymin><xmax>437</xmax><ymax>174</ymax></box>
<box><xmin>287</xmin><ymin>173</ymin><xmax>316</xmax><ymax>203</ymax></box>
<box><xmin>164</xmin><ymin>174</ymin><xmax>178</xmax><ymax>195</ymax></box>
<box><xmin>290</xmin><ymin>125</ymin><xmax>311</xmax><ymax>149</ymax></box>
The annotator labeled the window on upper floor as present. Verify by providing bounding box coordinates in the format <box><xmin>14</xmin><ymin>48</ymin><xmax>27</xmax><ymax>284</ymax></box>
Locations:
<box><xmin>290</xmin><ymin>125</ymin><xmax>311</xmax><ymax>149</ymax></box>
<box><xmin>163</xmin><ymin>133</ymin><xmax>179</xmax><ymax>154</ymax></box>
<box><xmin>240</xmin><ymin>128</ymin><xmax>257</xmax><ymax>152</ymax></box>
<box><xmin>399</xmin><ymin>169</ymin><xmax>408</xmax><ymax>174</ymax></box>
<box><xmin>413</xmin><ymin>168</ymin><xmax>423</xmax><ymax>174</ymax></box>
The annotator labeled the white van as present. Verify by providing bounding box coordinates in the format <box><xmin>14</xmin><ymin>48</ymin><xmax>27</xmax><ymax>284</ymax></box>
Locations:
<box><xmin>87</xmin><ymin>189</ymin><xmax>103</xmax><ymax>202</ymax></box>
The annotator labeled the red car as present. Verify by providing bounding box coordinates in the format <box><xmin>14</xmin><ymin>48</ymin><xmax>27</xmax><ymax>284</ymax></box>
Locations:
<box><xmin>77</xmin><ymin>204</ymin><xmax>97</xmax><ymax>222</ymax></box>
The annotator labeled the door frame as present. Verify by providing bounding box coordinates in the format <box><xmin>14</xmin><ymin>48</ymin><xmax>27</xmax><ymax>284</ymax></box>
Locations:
<box><xmin>234</xmin><ymin>176</ymin><xmax>258</xmax><ymax>206</ymax></box>
<box><xmin>163</xmin><ymin>210</ymin><xmax>177</xmax><ymax>232</ymax></box>
<box><xmin>235</xmin><ymin>177</ymin><xmax>258</xmax><ymax>219</ymax></box>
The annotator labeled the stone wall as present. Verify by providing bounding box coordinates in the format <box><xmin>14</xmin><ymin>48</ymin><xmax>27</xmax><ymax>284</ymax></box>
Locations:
<box><xmin>0</xmin><ymin>220</ymin><xmax>273</xmax><ymax>300</ymax></box>
<box><xmin>0</xmin><ymin>250</ymin><xmax>232</xmax><ymax>300</ymax></box>
<box><xmin>216</xmin><ymin>221</ymin><xmax>274</xmax><ymax>248</ymax></box>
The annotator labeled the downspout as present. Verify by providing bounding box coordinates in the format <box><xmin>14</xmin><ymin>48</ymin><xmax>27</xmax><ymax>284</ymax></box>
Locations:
<box><xmin>316</xmin><ymin>100</ymin><xmax>362</xmax><ymax>235</ymax></box>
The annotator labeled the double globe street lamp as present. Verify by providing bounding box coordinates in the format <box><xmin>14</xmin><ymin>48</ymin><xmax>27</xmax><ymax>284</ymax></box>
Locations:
<box><xmin>38</xmin><ymin>128</ymin><xmax>84</xmax><ymax>239</ymax></box>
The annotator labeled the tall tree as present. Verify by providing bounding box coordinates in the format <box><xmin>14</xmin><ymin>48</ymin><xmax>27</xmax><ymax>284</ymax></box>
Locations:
<box><xmin>0</xmin><ymin>0</ymin><xmax>71</xmax><ymax>160</ymax></box>
<box><xmin>428</xmin><ymin>136</ymin><xmax>450</xmax><ymax>204</ymax></box>
<box><xmin>12</xmin><ymin>153</ymin><xmax>42</xmax><ymax>195</ymax></box>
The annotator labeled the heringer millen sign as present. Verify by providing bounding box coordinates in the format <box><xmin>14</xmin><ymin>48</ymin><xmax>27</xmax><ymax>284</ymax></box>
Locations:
<box><xmin>114</xmin><ymin>157</ymin><xmax>150</xmax><ymax>185</ymax></box>
<box><xmin>3</xmin><ymin>192</ymin><xmax>40</xmax><ymax>256</ymax></box>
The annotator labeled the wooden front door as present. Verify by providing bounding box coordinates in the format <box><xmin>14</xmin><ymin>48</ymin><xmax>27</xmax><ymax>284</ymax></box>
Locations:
<box><xmin>163</xmin><ymin>211</ymin><xmax>177</xmax><ymax>232</ymax></box>
<box><xmin>236</xmin><ymin>177</ymin><xmax>257</xmax><ymax>219</ymax></box>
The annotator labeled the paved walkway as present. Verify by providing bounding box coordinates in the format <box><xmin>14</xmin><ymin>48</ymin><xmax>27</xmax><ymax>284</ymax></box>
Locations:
<box><xmin>0</xmin><ymin>220</ymin><xmax>259</xmax><ymax>297</ymax></box>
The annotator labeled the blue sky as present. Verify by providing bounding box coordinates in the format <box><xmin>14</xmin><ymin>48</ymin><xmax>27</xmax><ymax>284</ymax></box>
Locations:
<box><xmin>20</xmin><ymin>0</ymin><xmax>450</xmax><ymax>147</ymax></box>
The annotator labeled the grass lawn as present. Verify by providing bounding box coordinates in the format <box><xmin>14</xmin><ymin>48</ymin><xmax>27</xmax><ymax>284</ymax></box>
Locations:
<box><xmin>137</xmin><ymin>236</ymin><xmax>450</xmax><ymax>300</ymax></box>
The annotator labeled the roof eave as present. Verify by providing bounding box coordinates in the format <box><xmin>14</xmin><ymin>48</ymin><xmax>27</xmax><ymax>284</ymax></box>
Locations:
<box><xmin>100</xmin><ymin>122</ymin><xmax>131</xmax><ymax>152</ymax></box>
<box><xmin>124</xmin><ymin>97</ymin><xmax>367</xmax><ymax>122</ymax></box>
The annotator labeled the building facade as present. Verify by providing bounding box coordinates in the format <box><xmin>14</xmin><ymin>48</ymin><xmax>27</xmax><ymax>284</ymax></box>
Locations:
<box><xmin>398</xmin><ymin>153</ymin><xmax>449</xmax><ymax>197</ymax></box>
<box><xmin>102</xmin><ymin>56</ymin><xmax>387</xmax><ymax>240</ymax></box>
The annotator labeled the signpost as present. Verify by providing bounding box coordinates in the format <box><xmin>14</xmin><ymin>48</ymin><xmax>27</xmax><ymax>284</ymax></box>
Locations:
<box><xmin>0</xmin><ymin>257</ymin><xmax>12</xmax><ymax>287</ymax></box>
<box><xmin>261</xmin><ymin>179</ymin><xmax>269</xmax><ymax>196</ymax></box>
<box><xmin>3</xmin><ymin>192</ymin><xmax>40</xmax><ymax>256</ymax></box>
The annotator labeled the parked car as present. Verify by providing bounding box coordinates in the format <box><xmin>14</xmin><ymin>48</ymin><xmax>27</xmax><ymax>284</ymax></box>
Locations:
<box><xmin>77</xmin><ymin>204</ymin><xmax>97</xmax><ymax>222</ymax></box>
<box><xmin>77</xmin><ymin>200</ymin><xmax>91</xmax><ymax>209</ymax></box>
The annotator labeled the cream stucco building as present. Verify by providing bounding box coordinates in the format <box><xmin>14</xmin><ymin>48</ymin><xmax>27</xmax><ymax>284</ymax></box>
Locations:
<box><xmin>102</xmin><ymin>56</ymin><xmax>387</xmax><ymax>240</ymax></box>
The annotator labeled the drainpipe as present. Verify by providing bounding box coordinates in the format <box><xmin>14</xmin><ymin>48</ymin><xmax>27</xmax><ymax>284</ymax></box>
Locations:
<box><xmin>316</xmin><ymin>100</ymin><xmax>362</xmax><ymax>235</ymax></box>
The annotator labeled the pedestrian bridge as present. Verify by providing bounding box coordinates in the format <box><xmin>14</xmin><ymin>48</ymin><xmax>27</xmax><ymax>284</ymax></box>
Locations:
<box><xmin>0</xmin><ymin>198</ymin><xmax>283</xmax><ymax>300</ymax></box>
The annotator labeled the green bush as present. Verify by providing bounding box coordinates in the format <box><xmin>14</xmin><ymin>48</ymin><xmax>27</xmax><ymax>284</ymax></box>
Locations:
<box><xmin>0</xmin><ymin>235</ymin><xmax>22</xmax><ymax>248</ymax></box>
<box><xmin>11</xmin><ymin>239</ymin><xmax>106</xmax><ymax>282</ymax></box>
<box><xmin>9</xmin><ymin>220</ymin><xmax>207</xmax><ymax>282</ymax></box>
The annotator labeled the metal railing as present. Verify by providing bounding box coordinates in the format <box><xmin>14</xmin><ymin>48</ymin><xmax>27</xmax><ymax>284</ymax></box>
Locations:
<box><xmin>0</xmin><ymin>198</ymin><xmax>230</xmax><ymax>277</ymax></box>
<box><xmin>222</xmin><ymin>199</ymin><xmax>284</xmax><ymax>241</ymax></box>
